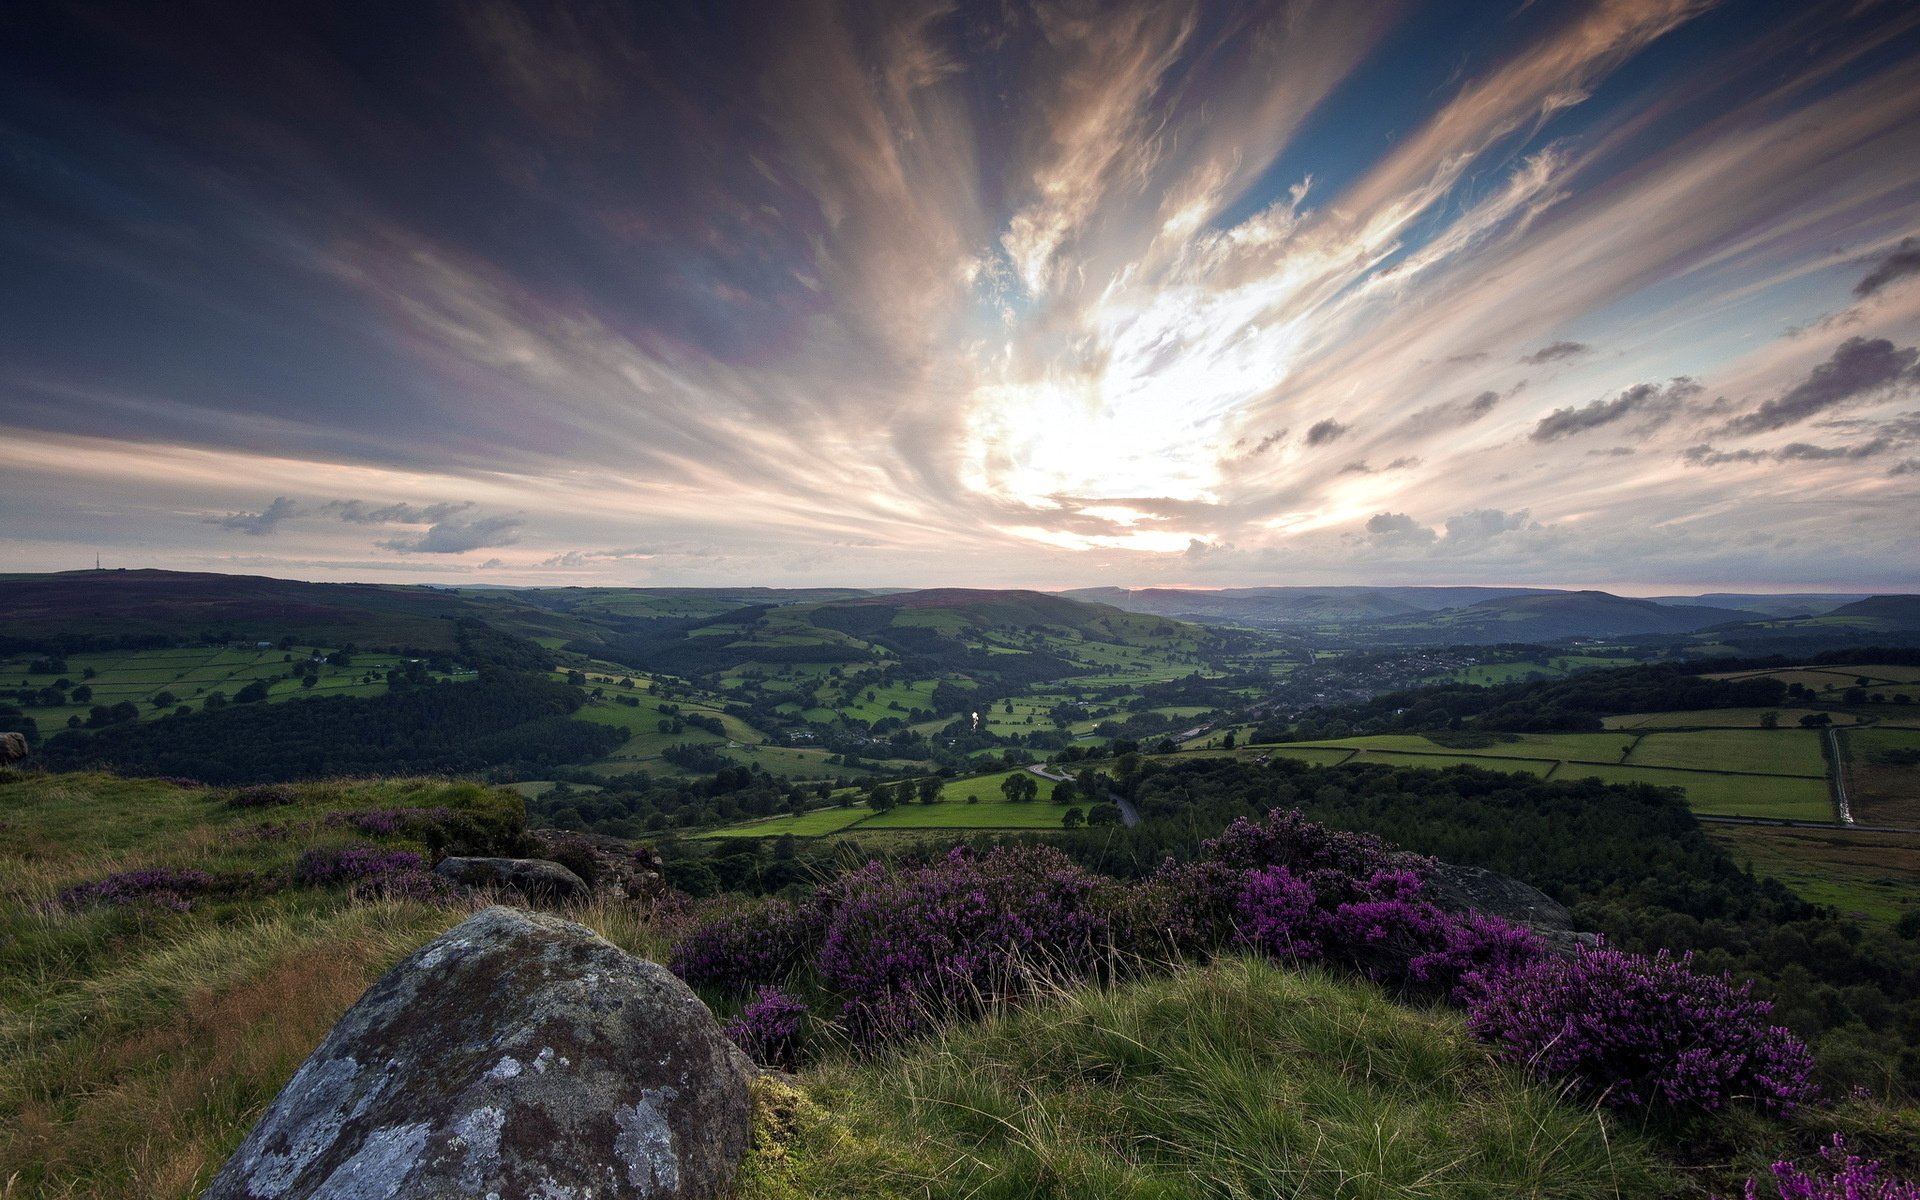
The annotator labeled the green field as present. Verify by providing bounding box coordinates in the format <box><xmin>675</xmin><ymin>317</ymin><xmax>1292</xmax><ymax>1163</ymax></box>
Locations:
<box><xmin>1555</xmin><ymin>764</ymin><xmax>1832</xmax><ymax>821</ymax></box>
<box><xmin>3</xmin><ymin>645</ymin><xmax>451</xmax><ymax>733</ymax></box>
<box><xmin>1260</xmin><ymin>747</ymin><xmax>1358</xmax><ymax>766</ymax></box>
<box><xmin>1279</xmin><ymin>732</ymin><xmax>1630</xmax><ymax>763</ymax></box>
<box><xmin>1349</xmin><ymin>750</ymin><xmax>1557</xmax><ymax>776</ymax></box>
<box><xmin>1603</xmin><ymin>707</ymin><xmax>1861</xmax><ymax>730</ymax></box>
<box><xmin>1705</xmin><ymin>824</ymin><xmax>1920</xmax><ymax>922</ymax></box>
<box><xmin>855</xmin><ymin>800</ymin><xmax>1083</xmax><ymax>829</ymax></box>
<box><xmin>695</xmin><ymin>807</ymin><xmax>874</xmax><ymax>838</ymax></box>
<box><xmin>1625</xmin><ymin>729</ymin><xmax>1826</xmax><ymax>776</ymax></box>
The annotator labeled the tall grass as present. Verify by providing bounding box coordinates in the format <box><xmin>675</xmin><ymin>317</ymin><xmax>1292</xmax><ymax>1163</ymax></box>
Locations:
<box><xmin>0</xmin><ymin>771</ymin><xmax>685</xmax><ymax>1199</ymax></box>
<box><xmin>741</xmin><ymin>957</ymin><xmax>1672</xmax><ymax>1200</ymax></box>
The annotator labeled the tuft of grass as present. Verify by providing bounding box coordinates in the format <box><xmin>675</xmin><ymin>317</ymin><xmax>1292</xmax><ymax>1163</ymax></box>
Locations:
<box><xmin>740</xmin><ymin>956</ymin><xmax>1672</xmax><ymax>1200</ymax></box>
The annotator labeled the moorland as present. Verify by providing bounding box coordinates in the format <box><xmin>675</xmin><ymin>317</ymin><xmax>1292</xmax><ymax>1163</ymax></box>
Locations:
<box><xmin>4</xmin><ymin>568</ymin><xmax>1920</xmax><ymax>1197</ymax></box>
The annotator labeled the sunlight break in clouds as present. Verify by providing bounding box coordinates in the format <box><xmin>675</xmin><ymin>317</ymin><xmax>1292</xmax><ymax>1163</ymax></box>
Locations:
<box><xmin>0</xmin><ymin>0</ymin><xmax>1916</xmax><ymax>589</ymax></box>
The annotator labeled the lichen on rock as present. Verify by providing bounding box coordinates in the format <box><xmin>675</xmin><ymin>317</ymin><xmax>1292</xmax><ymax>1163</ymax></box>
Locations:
<box><xmin>202</xmin><ymin>905</ymin><xmax>752</xmax><ymax>1199</ymax></box>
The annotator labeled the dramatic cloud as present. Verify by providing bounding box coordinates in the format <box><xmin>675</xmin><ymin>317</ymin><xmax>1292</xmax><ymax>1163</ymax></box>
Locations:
<box><xmin>210</xmin><ymin>497</ymin><xmax>304</xmax><ymax>536</ymax></box>
<box><xmin>1855</xmin><ymin>238</ymin><xmax>1920</xmax><ymax>298</ymax></box>
<box><xmin>1530</xmin><ymin>379</ymin><xmax>1698</xmax><ymax>441</ymax></box>
<box><xmin>1722</xmin><ymin>338</ymin><xmax>1919</xmax><ymax>435</ymax></box>
<box><xmin>1519</xmin><ymin>341</ymin><xmax>1591</xmax><ymax>365</ymax></box>
<box><xmin>378</xmin><ymin>515</ymin><xmax>525</xmax><ymax>554</ymax></box>
<box><xmin>3</xmin><ymin>0</ymin><xmax>1919</xmax><ymax>588</ymax></box>
<box><xmin>1305</xmin><ymin>420</ymin><xmax>1349</xmax><ymax>446</ymax></box>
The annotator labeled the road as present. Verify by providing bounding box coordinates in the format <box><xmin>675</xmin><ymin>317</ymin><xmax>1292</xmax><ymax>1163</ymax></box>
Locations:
<box><xmin>1027</xmin><ymin>763</ymin><xmax>1140</xmax><ymax>827</ymax></box>
<box><xmin>1827</xmin><ymin>726</ymin><xmax>1855</xmax><ymax>826</ymax></box>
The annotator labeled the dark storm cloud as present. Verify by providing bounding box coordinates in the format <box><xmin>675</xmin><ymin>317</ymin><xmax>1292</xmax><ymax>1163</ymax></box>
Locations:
<box><xmin>209</xmin><ymin>496</ymin><xmax>303</xmax><ymax>535</ymax></box>
<box><xmin>378</xmin><ymin>514</ymin><xmax>525</xmax><ymax>554</ymax></box>
<box><xmin>1519</xmin><ymin>341</ymin><xmax>1589</xmax><ymax>365</ymax></box>
<box><xmin>1530</xmin><ymin>378</ymin><xmax>1698</xmax><ymax>442</ymax></box>
<box><xmin>1854</xmin><ymin>237</ymin><xmax>1920</xmax><ymax>298</ymax></box>
<box><xmin>1305</xmin><ymin>419</ymin><xmax>1348</xmax><ymax>446</ymax></box>
<box><xmin>1722</xmin><ymin>338</ymin><xmax>1919</xmax><ymax>435</ymax></box>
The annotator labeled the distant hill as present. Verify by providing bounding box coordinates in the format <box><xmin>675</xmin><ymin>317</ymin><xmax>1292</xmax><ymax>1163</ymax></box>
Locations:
<box><xmin>0</xmin><ymin>569</ymin><xmax>505</xmax><ymax>652</ymax></box>
<box><xmin>1644</xmin><ymin>592</ymin><xmax>1869</xmax><ymax>617</ymax></box>
<box><xmin>576</xmin><ymin>587</ymin><xmax>1221</xmax><ymax>682</ymax></box>
<box><xmin>1062</xmin><ymin>585</ymin><xmax>1557</xmax><ymax>625</ymax></box>
<box><xmin>1353</xmin><ymin>591</ymin><xmax>1759</xmax><ymax>644</ymax></box>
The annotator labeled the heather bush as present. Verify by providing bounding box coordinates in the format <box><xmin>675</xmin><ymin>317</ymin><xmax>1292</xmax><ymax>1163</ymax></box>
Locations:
<box><xmin>1406</xmin><ymin>909</ymin><xmax>1549</xmax><ymax>1003</ymax></box>
<box><xmin>1467</xmin><ymin>947</ymin><xmax>1818</xmax><ymax>1112</ymax></box>
<box><xmin>815</xmin><ymin>846</ymin><xmax>1115</xmax><ymax>1043</ymax></box>
<box><xmin>1741</xmin><ymin>1135</ymin><xmax>1920</xmax><ymax>1199</ymax></box>
<box><xmin>59</xmin><ymin>867</ymin><xmax>214</xmax><ymax>912</ymax></box>
<box><xmin>292</xmin><ymin>845</ymin><xmax>426</xmax><ymax>885</ymax></box>
<box><xmin>1234</xmin><ymin>864</ymin><xmax>1327</xmax><ymax>962</ymax></box>
<box><xmin>1201</xmin><ymin>807</ymin><xmax>1433</xmax><ymax>894</ymax></box>
<box><xmin>670</xmin><ymin>897</ymin><xmax>818</xmax><ymax>996</ymax></box>
<box><xmin>724</xmin><ymin>985</ymin><xmax>808</xmax><ymax>1071</ymax></box>
<box><xmin>1109</xmin><ymin>857</ymin><xmax>1245</xmax><ymax>958</ymax></box>
<box><xmin>226</xmin><ymin>784</ymin><xmax>297</xmax><ymax>809</ymax></box>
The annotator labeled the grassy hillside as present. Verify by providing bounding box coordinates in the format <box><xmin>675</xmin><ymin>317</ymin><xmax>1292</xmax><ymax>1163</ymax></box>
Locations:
<box><xmin>741</xmin><ymin>958</ymin><xmax>1672</xmax><ymax>1200</ymax></box>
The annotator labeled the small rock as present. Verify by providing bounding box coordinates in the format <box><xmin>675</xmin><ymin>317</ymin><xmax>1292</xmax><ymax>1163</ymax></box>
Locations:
<box><xmin>433</xmin><ymin>856</ymin><xmax>589</xmax><ymax>902</ymax></box>
<box><xmin>202</xmin><ymin>905</ymin><xmax>752</xmax><ymax>1200</ymax></box>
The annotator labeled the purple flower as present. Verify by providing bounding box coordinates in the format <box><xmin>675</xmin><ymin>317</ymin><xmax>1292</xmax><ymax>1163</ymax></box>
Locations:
<box><xmin>724</xmin><ymin>986</ymin><xmax>808</xmax><ymax>1070</ymax></box>
<box><xmin>671</xmin><ymin>899</ymin><xmax>818</xmax><ymax>997</ymax></box>
<box><xmin>1741</xmin><ymin>1135</ymin><xmax>1920</xmax><ymax>1199</ymax></box>
<box><xmin>1235</xmin><ymin>865</ymin><xmax>1327</xmax><ymax>962</ymax></box>
<box><xmin>293</xmin><ymin>845</ymin><xmax>425</xmax><ymax>885</ymax></box>
<box><xmin>59</xmin><ymin>868</ymin><xmax>213</xmax><ymax>912</ymax></box>
<box><xmin>815</xmin><ymin>846</ymin><xmax>1114</xmax><ymax>1044</ymax></box>
<box><xmin>1467</xmin><ymin>947</ymin><xmax>1817</xmax><ymax>1112</ymax></box>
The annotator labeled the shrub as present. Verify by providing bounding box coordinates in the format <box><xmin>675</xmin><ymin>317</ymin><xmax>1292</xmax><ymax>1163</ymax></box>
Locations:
<box><xmin>1405</xmin><ymin>910</ymin><xmax>1548</xmax><ymax>1003</ymax></box>
<box><xmin>1111</xmin><ymin>857</ymin><xmax>1246</xmax><ymax>959</ymax></box>
<box><xmin>816</xmin><ymin>846</ymin><xmax>1114</xmax><ymax>1043</ymax></box>
<box><xmin>724</xmin><ymin>986</ymin><xmax>808</xmax><ymax>1071</ymax></box>
<box><xmin>1467</xmin><ymin>947</ymin><xmax>1817</xmax><ymax>1112</ymax></box>
<box><xmin>1235</xmin><ymin>865</ymin><xmax>1328</xmax><ymax>963</ymax></box>
<box><xmin>292</xmin><ymin>845</ymin><xmax>426</xmax><ymax>885</ymax></box>
<box><xmin>1741</xmin><ymin>1135</ymin><xmax>1920</xmax><ymax>1199</ymax></box>
<box><xmin>227</xmin><ymin>784</ymin><xmax>297</xmax><ymax>808</ymax></box>
<box><xmin>671</xmin><ymin>898</ymin><xmax>817</xmax><ymax>997</ymax></box>
<box><xmin>59</xmin><ymin>867</ymin><xmax>213</xmax><ymax>912</ymax></box>
<box><xmin>1202</xmin><ymin>807</ymin><xmax>1433</xmax><ymax>906</ymax></box>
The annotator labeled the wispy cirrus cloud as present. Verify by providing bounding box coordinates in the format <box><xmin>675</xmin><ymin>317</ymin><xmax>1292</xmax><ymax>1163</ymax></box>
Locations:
<box><xmin>2</xmin><ymin>0</ymin><xmax>1918</xmax><ymax>589</ymax></box>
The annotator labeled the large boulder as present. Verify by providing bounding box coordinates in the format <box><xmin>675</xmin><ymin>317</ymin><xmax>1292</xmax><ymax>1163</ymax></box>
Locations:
<box><xmin>0</xmin><ymin>731</ymin><xmax>27</xmax><ymax>766</ymax></box>
<box><xmin>433</xmin><ymin>855</ymin><xmax>589</xmax><ymax>902</ymax></box>
<box><xmin>527</xmin><ymin>829</ymin><xmax>668</xmax><ymax>901</ymax></box>
<box><xmin>202</xmin><ymin>905</ymin><xmax>752</xmax><ymax>1200</ymax></box>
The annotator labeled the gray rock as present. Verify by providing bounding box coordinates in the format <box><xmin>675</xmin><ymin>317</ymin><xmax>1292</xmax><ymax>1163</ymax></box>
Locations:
<box><xmin>1427</xmin><ymin>862</ymin><xmax>1596</xmax><ymax>954</ymax></box>
<box><xmin>202</xmin><ymin>905</ymin><xmax>752</xmax><ymax>1200</ymax></box>
<box><xmin>433</xmin><ymin>856</ymin><xmax>589</xmax><ymax>902</ymax></box>
<box><xmin>0</xmin><ymin>731</ymin><xmax>27</xmax><ymax>766</ymax></box>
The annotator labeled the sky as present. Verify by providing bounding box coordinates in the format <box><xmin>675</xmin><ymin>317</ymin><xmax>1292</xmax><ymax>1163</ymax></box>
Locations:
<box><xmin>2</xmin><ymin>0</ymin><xmax>1918</xmax><ymax>593</ymax></box>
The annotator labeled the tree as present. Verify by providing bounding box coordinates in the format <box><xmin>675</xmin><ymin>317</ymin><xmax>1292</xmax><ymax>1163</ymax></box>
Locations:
<box><xmin>1759</xmin><ymin>711</ymin><xmax>1779</xmax><ymax>729</ymax></box>
<box><xmin>1799</xmin><ymin>713</ymin><xmax>1832</xmax><ymax>728</ymax></box>
<box><xmin>1061</xmin><ymin>806</ymin><xmax>1085</xmax><ymax>829</ymax></box>
<box><xmin>868</xmin><ymin>783</ymin><xmax>897</xmax><ymax>813</ymax></box>
<box><xmin>1086</xmin><ymin>802</ymin><xmax>1122</xmax><ymax>826</ymax></box>
<box><xmin>1000</xmin><ymin>772</ymin><xmax>1039</xmax><ymax>803</ymax></box>
<box><xmin>300</xmin><ymin>675</ymin><xmax>318</xmax><ymax>690</ymax></box>
<box><xmin>1051</xmin><ymin>780</ymin><xmax>1078</xmax><ymax>804</ymax></box>
<box><xmin>1221</xmin><ymin>730</ymin><xmax>1236</xmax><ymax>749</ymax></box>
<box><xmin>151</xmin><ymin>691</ymin><xmax>177</xmax><ymax>708</ymax></box>
<box><xmin>917</xmin><ymin>777</ymin><xmax>942</xmax><ymax>804</ymax></box>
<box><xmin>70</xmin><ymin>685</ymin><xmax>92</xmax><ymax>704</ymax></box>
